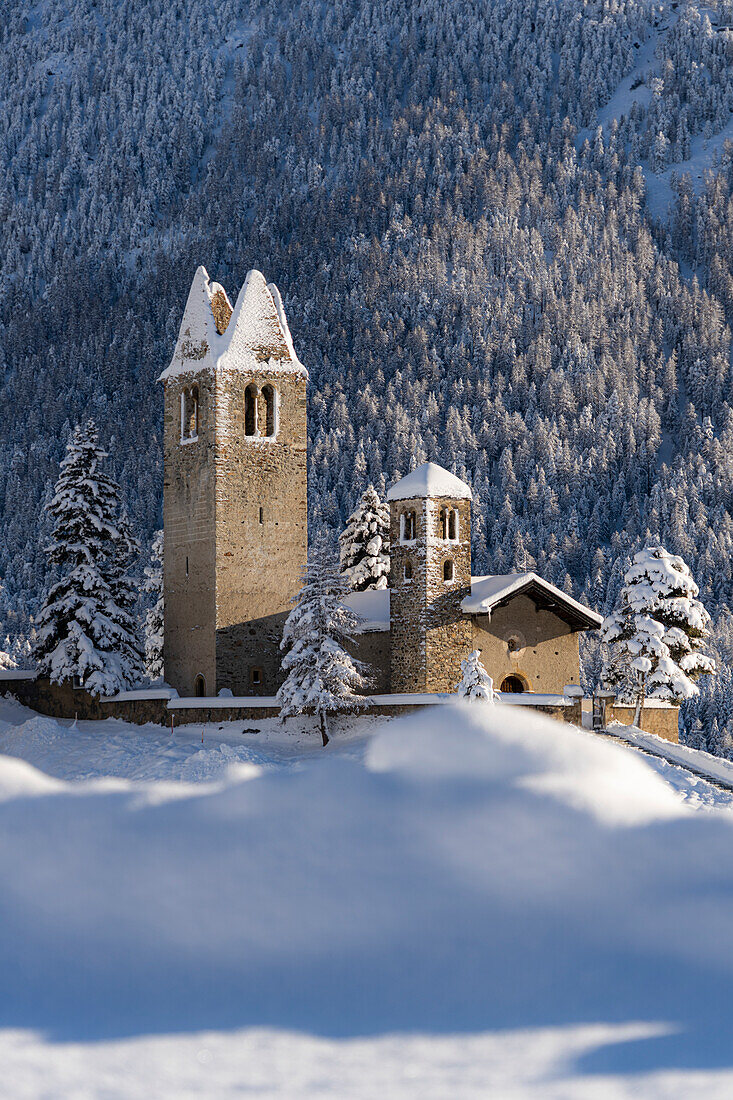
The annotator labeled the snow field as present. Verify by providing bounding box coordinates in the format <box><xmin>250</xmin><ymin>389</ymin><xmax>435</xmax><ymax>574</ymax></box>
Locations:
<box><xmin>2</xmin><ymin>697</ymin><xmax>733</xmax><ymax>1095</ymax></box>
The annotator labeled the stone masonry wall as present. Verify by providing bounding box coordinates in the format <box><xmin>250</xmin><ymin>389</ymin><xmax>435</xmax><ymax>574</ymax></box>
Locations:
<box><xmin>214</xmin><ymin>368</ymin><xmax>307</xmax><ymax>696</ymax></box>
<box><xmin>609</xmin><ymin>705</ymin><xmax>679</xmax><ymax>743</ymax></box>
<box><xmin>349</xmin><ymin>630</ymin><xmax>391</xmax><ymax>694</ymax></box>
<box><xmin>424</xmin><ymin>498</ymin><xmax>473</xmax><ymax>692</ymax></box>
<box><xmin>163</xmin><ymin>370</ymin><xmax>217</xmax><ymax>697</ymax></box>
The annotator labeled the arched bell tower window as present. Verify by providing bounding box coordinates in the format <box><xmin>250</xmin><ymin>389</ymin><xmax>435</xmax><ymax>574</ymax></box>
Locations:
<box><xmin>261</xmin><ymin>384</ymin><xmax>277</xmax><ymax>437</ymax></box>
<box><xmin>441</xmin><ymin>507</ymin><xmax>459</xmax><ymax>541</ymax></box>
<box><xmin>244</xmin><ymin>384</ymin><xmax>258</xmax><ymax>436</ymax></box>
<box><xmin>180</xmin><ymin>385</ymin><xmax>199</xmax><ymax>443</ymax></box>
<box><xmin>400</xmin><ymin>510</ymin><xmax>416</xmax><ymax>543</ymax></box>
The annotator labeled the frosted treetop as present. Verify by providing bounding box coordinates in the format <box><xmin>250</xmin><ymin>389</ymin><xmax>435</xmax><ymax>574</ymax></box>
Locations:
<box><xmin>159</xmin><ymin>266</ymin><xmax>307</xmax><ymax>381</ymax></box>
<box><xmin>387</xmin><ymin>461</ymin><xmax>472</xmax><ymax>501</ymax></box>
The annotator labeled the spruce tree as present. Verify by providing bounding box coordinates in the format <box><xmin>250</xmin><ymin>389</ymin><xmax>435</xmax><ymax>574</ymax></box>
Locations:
<box><xmin>602</xmin><ymin>546</ymin><xmax>715</xmax><ymax>725</ymax></box>
<box><xmin>143</xmin><ymin>529</ymin><xmax>164</xmax><ymax>680</ymax></box>
<box><xmin>456</xmin><ymin>650</ymin><xmax>497</xmax><ymax>702</ymax></box>
<box><xmin>339</xmin><ymin>485</ymin><xmax>391</xmax><ymax>591</ymax></box>
<box><xmin>278</xmin><ymin>537</ymin><xmax>369</xmax><ymax>746</ymax></box>
<box><xmin>33</xmin><ymin>421</ymin><xmax>144</xmax><ymax>696</ymax></box>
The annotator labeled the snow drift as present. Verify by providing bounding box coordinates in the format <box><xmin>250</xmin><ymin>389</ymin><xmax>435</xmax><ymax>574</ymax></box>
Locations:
<box><xmin>1</xmin><ymin>700</ymin><xmax>733</xmax><ymax>1080</ymax></box>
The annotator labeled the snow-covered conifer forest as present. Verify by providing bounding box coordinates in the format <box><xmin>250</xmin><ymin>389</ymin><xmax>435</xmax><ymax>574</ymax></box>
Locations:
<box><xmin>4</xmin><ymin>0</ymin><xmax>733</xmax><ymax>744</ymax></box>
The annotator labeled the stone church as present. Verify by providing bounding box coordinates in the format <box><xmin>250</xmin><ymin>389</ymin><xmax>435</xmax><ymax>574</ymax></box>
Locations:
<box><xmin>160</xmin><ymin>267</ymin><xmax>602</xmax><ymax>700</ymax></box>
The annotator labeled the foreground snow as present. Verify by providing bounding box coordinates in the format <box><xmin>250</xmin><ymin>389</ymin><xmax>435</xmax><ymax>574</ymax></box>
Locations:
<box><xmin>3</xmin><ymin>698</ymin><xmax>733</xmax><ymax>1096</ymax></box>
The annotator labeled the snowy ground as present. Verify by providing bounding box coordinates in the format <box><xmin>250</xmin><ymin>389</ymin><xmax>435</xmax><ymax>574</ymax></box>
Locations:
<box><xmin>3</xmin><ymin>696</ymin><xmax>733</xmax><ymax>1097</ymax></box>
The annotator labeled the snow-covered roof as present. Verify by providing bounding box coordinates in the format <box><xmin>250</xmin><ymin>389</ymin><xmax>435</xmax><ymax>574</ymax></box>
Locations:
<box><xmin>158</xmin><ymin>266</ymin><xmax>307</xmax><ymax>382</ymax></box>
<box><xmin>343</xmin><ymin>589</ymin><xmax>391</xmax><ymax>632</ymax></box>
<box><xmin>462</xmin><ymin>573</ymin><xmax>603</xmax><ymax>630</ymax></box>
<box><xmin>386</xmin><ymin>462</ymin><xmax>472</xmax><ymax>502</ymax></box>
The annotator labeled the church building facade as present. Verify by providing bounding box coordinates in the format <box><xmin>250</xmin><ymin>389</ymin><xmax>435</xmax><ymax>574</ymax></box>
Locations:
<box><xmin>160</xmin><ymin>268</ymin><xmax>602</xmax><ymax>700</ymax></box>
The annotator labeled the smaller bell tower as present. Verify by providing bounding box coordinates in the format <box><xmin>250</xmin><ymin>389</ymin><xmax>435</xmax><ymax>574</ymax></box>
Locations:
<box><xmin>387</xmin><ymin>462</ymin><xmax>473</xmax><ymax>693</ymax></box>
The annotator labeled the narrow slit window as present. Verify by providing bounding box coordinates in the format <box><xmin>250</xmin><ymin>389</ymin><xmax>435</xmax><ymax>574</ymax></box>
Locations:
<box><xmin>404</xmin><ymin>559</ymin><xmax>413</xmax><ymax>581</ymax></box>
<box><xmin>185</xmin><ymin>556</ymin><xmax>189</xmax><ymax>577</ymax></box>
<box><xmin>250</xmin><ymin>667</ymin><xmax>263</xmax><ymax>688</ymax></box>
<box><xmin>259</xmin><ymin>506</ymin><xmax>264</xmax><ymax>525</ymax></box>
<box><xmin>188</xmin><ymin>385</ymin><xmax>199</xmax><ymax>438</ymax></box>
<box><xmin>443</xmin><ymin>559</ymin><xmax>454</xmax><ymax>582</ymax></box>
<box><xmin>181</xmin><ymin>386</ymin><xmax>199</xmax><ymax>441</ymax></box>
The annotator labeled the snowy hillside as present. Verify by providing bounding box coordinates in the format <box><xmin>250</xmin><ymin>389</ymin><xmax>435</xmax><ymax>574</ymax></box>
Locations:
<box><xmin>3</xmin><ymin>698</ymin><xmax>733</xmax><ymax>1094</ymax></box>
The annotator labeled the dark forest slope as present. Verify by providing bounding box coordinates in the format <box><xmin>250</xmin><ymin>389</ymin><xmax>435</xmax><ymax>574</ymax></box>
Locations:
<box><xmin>4</xmin><ymin>0</ymin><xmax>733</xmax><ymax>741</ymax></box>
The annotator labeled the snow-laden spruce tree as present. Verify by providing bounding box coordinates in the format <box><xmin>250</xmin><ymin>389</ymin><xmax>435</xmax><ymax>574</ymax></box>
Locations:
<box><xmin>33</xmin><ymin>421</ymin><xmax>144</xmax><ymax>696</ymax></box>
<box><xmin>456</xmin><ymin>650</ymin><xmax>498</xmax><ymax>703</ymax></box>
<box><xmin>278</xmin><ymin>537</ymin><xmax>369</xmax><ymax>746</ymax></box>
<box><xmin>602</xmin><ymin>546</ymin><xmax>715</xmax><ymax>725</ymax></box>
<box><xmin>0</xmin><ymin>636</ymin><xmax>17</xmax><ymax>671</ymax></box>
<box><xmin>339</xmin><ymin>485</ymin><xmax>390</xmax><ymax>591</ymax></box>
<box><xmin>143</xmin><ymin>529</ymin><xmax>164</xmax><ymax>680</ymax></box>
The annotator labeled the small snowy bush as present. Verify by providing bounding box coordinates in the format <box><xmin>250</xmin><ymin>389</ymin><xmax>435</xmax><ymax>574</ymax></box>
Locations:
<box><xmin>455</xmin><ymin>650</ymin><xmax>498</xmax><ymax>703</ymax></box>
<box><xmin>278</xmin><ymin>537</ymin><xmax>370</xmax><ymax>745</ymax></box>
<box><xmin>602</xmin><ymin>546</ymin><xmax>715</xmax><ymax>719</ymax></box>
<box><xmin>339</xmin><ymin>486</ymin><xmax>390</xmax><ymax>591</ymax></box>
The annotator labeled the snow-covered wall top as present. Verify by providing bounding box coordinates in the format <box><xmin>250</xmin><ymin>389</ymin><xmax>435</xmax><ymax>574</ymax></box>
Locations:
<box><xmin>387</xmin><ymin>462</ymin><xmax>472</xmax><ymax>502</ymax></box>
<box><xmin>158</xmin><ymin>266</ymin><xmax>307</xmax><ymax>382</ymax></box>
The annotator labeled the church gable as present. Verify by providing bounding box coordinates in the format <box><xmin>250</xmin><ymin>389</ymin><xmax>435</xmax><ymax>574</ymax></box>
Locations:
<box><xmin>462</xmin><ymin>574</ymin><xmax>601</xmax><ymax>695</ymax></box>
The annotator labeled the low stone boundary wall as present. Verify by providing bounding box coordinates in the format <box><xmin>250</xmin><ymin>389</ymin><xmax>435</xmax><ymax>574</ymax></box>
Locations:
<box><xmin>1</xmin><ymin>675</ymin><xmax>111</xmax><ymax>721</ymax></box>
<box><xmin>1</xmin><ymin>675</ymin><xmax>584</xmax><ymax>728</ymax></box>
<box><xmin>607</xmin><ymin>704</ymin><xmax>679</xmax><ymax>743</ymax></box>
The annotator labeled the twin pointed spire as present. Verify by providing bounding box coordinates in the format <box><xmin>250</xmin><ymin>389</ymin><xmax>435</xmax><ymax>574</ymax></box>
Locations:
<box><xmin>159</xmin><ymin>266</ymin><xmax>306</xmax><ymax>381</ymax></box>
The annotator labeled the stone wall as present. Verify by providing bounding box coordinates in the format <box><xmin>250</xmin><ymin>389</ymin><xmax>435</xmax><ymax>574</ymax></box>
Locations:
<box><xmin>163</xmin><ymin>369</ymin><xmax>217</xmax><ymax>697</ymax></box>
<box><xmin>609</xmin><ymin>704</ymin><xmax>679</xmax><ymax>743</ymax></box>
<box><xmin>350</xmin><ymin>630</ymin><xmax>391</xmax><ymax>694</ymax></box>
<box><xmin>1</xmin><ymin>677</ymin><xmax>108</xmax><ymax>720</ymax></box>
<box><xmin>213</xmin><ymin>368</ymin><xmax>307</xmax><ymax>697</ymax></box>
<box><xmin>1</xmin><ymin>675</ymin><xmax>581</xmax><ymax>729</ymax></box>
<box><xmin>471</xmin><ymin>596</ymin><xmax>582</xmax><ymax>695</ymax></box>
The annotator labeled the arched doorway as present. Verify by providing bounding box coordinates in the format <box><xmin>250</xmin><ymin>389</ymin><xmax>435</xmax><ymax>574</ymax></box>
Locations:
<box><xmin>194</xmin><ymin>674</ymin><xmax>206</xmax><ymax>698</ymax></box>
<box><xmin>500</xmin><ymin>674</ymin><xmax>526</xmax><ymax>694</ymax></box>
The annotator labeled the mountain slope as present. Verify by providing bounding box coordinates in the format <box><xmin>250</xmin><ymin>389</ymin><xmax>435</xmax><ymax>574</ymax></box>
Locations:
<box><xmin>3</xmin><ymin>0</ymin><xmax>733</xmax><ymax>742</ymax></box>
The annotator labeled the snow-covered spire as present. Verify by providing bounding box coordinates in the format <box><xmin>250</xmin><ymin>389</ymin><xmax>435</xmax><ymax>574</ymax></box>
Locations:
<box><xmin>224</xmin><ymin>269</ymin><xmax>306</xmax><ymax>375</ymax></box>
<box><xmin>158</xmin><ymin>267</ymin><xmax>306</xmax><ymax>382</ymax></box>
<box><xmin>159</xmin><ymin>265</ymin><xmax>232</xmax><ymax>381</ymax></box>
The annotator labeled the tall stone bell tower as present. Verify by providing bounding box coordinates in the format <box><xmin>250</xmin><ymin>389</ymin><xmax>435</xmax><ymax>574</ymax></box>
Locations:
<box><xmin>159</xmin><ymin>266</ymin><xmax>308</xmax><ymax>697</ymax></box>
